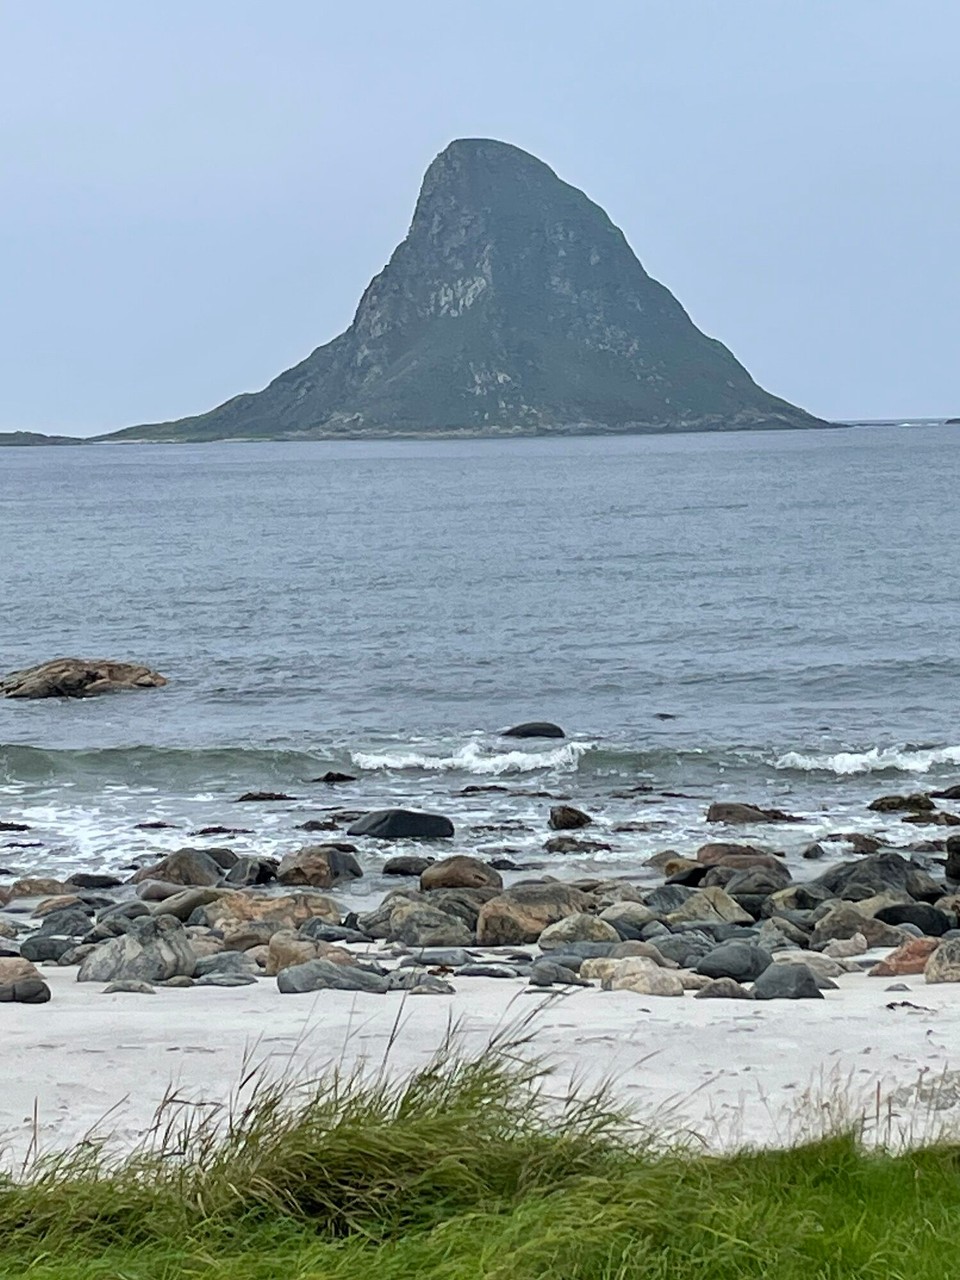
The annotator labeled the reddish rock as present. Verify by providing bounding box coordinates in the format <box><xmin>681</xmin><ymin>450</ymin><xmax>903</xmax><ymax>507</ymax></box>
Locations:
<box><xmin>868</xmin><ymin>938</ymin><xmax>940</xmax><ymax>977</ymax></box>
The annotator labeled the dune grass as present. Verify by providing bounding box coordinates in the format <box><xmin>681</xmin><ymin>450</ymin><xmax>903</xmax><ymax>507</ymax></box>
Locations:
<box><xmin>3</xmin><ymin>1036</ymin><xmax>960</xmax><ymax>1280</ymax></box>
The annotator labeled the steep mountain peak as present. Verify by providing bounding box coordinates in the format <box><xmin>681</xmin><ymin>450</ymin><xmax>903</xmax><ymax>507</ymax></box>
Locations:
<box><xmin>105</xmin><ymin>140</ymin><xmax>826</xmax><ymax>442</ymax></box>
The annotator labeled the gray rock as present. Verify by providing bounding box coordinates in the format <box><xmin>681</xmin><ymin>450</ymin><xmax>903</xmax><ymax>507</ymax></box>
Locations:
<box><xmin>386</xmin><ymin>966</ymin><xmax>430</xmax><ymax>991</ymax></box>
<box><xmin>193</xmin><ymin>951</ymin><xmax>257</xmax><ymax>977</ymax></box>
<box><xmin>455</xmin><ymin>963</ymin><xmax>520</xmax><ymax>978</ymax></box>
<box><xmin>36</xmin><ymin>907</ymin><xmax>94</xmax><ymax>937</ymax></box>
<box><xmin>696</xmin><ymin>942</ymin><xmax>773</xmax><ymax>982</ymax></box>
<box><xmin>383</xmin><ymin>855</ymin><xmax>435</xmax><ymax>877</ymax></box>
<box><xmin>195</xmin><ymin>972</ymin><xmax>258</xmax><ymax>987</ymax></box>
<box><xmin>222</xmin><ymin>856</ymin><xmax>278</xmax><ymax>886</ymax></box>
<box><xmin>408</xmin><ymin>976</ymin><xmax>456</xmax><ymax>994</ymax></box>
<box><xmin>387</xmin><ymin>903</ymin><xmax>474</xmax><ymax>948</ymax></box>
<box><xmin>102</xmin><ymin>980</ymin><xmax>155</xmax><ymax>994</ymax></box>
<box><xmin>548</xmin><ymin>805</ymin><xmax>593</xmax><ymax>831</ymax></box>
<box><xmin>20</xmin><ymin>934</ymin><xmax>76</xmax><ymax>963</ymax></box>
<box><xmin>400</xmin><ymin>947</ymin><xmax>474</xmax><ymax>967</ymax></box>
<box><xmin>157</xmin><ymin>975</ymin><xmax>195</xmax><ymax>988</ymax></box>
<box><xmin>276</xmin><ymin>958</ymin><xmax>389</xmax><ymax>994</ymax></box>
<box><xmin>0</xmin><ymin>978</ymin><xmax>52</xmax><ymax>1003</ymax></box>
<box><xmin>152</xmin><ymin>888</ymin><xmax>226</xmax><ymax>921</ymax></box>
<box><xmin>298</xmin><ymin>920</ymin><xmax>370</xmax><ymax>944</ymax></box>
<box><xmin>642</xmin><ymin>885</ymin><xmax>694</xmax><ymax>916</ymax></box>
<box><xmin>653</xmin><ymin>932</ymin><xmax>715</xmax><ymax>968</ymax></box>
<box><xmin>131</xmin><ymin>848</ymin><xmax>226</xmax><ymax>887</ymax></box>
<box><xmin>77</xmin><ymin>915</ymin><xmax>197</xmax><ymax>983</ymax></box>
<box><xmin>752</xmin><ymin>963</ymin><xmax>823</xmax><ymax>1000</ymax></box>
<box><xmin>347</xmin><ymin>809</ymin><xmax>454</xmax><ymax>840</ymax></box>
<box><xmin>528</xmin><ymin>960</ymin><xmax>590</xmax><ymax>987</ymax></box>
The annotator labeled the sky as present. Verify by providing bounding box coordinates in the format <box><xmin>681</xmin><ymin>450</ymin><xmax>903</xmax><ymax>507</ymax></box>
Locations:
<box><xmin>1</xmin><ymin>0</ymin><xmax>957</xmax><ymax>436</ymax></box>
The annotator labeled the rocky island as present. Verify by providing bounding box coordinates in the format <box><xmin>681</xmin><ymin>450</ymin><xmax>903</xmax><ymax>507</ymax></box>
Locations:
<box><xmin>103</xmin><ymin>138</ymin><xmax>826</xmax><ymax>444</ymax></box>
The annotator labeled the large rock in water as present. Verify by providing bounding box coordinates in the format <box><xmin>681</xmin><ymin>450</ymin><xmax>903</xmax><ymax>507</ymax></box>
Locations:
<box><xmin>347</xmin><ymin>809</ymin><xmax>454</xmax><ymax>840</ymax></box>
<box><xmin>1</xmin><ymin>659</ymin><xmax>167</xmax><ymax>699</ymax></box>
<box><xmin>104</xmin><ymin>139</ymin><xmax>824</xmax><ymax>443</ymax></box>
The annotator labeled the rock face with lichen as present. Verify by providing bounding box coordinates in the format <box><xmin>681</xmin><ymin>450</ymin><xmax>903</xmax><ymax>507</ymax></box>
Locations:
<box><xmin>106</xmin><ymin>138</ymin><xmax>825</xmax><ymax>443</ymax></box>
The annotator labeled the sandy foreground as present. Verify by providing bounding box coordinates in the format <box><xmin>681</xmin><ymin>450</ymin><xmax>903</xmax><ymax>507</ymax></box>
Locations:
<box><xmin>4</xmin><ymin>957</ymin><xmax>960</xmax><ymax>1169</ymax></box>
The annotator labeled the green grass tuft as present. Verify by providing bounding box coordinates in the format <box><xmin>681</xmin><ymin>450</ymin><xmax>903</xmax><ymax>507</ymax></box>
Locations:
<box><xmin>3</xmin><ymin>1037</ymin><xmax>960</xmax><ymax>1279</ymax></box>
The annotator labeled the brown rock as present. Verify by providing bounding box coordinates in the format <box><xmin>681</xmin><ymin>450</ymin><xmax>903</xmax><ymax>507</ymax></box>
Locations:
<box><xmin>810</xmin><ymin>902</ymin><xmax>907</xmax><ymax>949</ymax></box>
<box><xmin>606</xmin><ymin>968</ymin><xmax>684</xmax><ymax>996</ymax></box>
<box><xmin>696</xmin><ymin>844</ymin><xmax>784</xmax><ymax>870</ymax></box>
<box><xmin>204</xmin><ymin>891</ymin><xmax>341</xmax><ymax>931</ymax></box>
<box><xmin>538</xmin><ymin>913</ymin><xmax>620</xmax><ymax>949</ymax></box>
<box><xmin>869</xmin><ymin>938</ymin><xmax>940</xmax><ymax>977</ymax></box>
<box><xmin>420</xmin><ymin>856</ymin><xmax>503</xmax><ymax>892</ymax></box>
<box><xmin>266</xmin><ymin>931</ymin><xmax>321</xmax><ymax>975</ymax></box>
<box><xmin>868</xmin><ymin>792</ymin><xmax>934</xmax><ymax>813</ymax></box>
<box><xmin>902</xmin><ymin>811</ymin><xmax>960</xmax><ymax>827</ymax></box>
<box><xmin>0</xmin><ymin>957</ymin><xmax>41</xmax><ymax>984</ymax></box>
<box><xmin>277</xmin><ymin>847</ymin><xmax>336</xmax><ymax>889</ymax></box>
<box><xmin>665</xmin><ymin>886</ymin><xmax>753</xmax><ymax>927</ymax></box>
<box><xmin>694</xmin><ymin>977</ymin><xmax>754</xmax><ymax>1000</ymax></box>
<box><xmin>1</xmin><ymin>658</ymin><xmax>167</xmax><ymax>699</ymax></box>
<box><xmin>548</xmin><ymin>805</ymin><xmax>593</xmax><ymax>831</ymax></box>
<box><xmin>32</xmin><ymin>894</ymin><xmax>83</xmax><ymax>917</ymax></box>
<box><xmin>9</xmin><ymin>877</ymin><xmax>73</xmax><ymax>898</ymax></box>
<box><xmin>476</xmin><ymin>883</ymin><xmax>593</xmax><ymax>946</ymax></box>
<box><xmin>705</xmin><ymin>803</ymin><xmax>801</xmax><ymax>825</ymax></box>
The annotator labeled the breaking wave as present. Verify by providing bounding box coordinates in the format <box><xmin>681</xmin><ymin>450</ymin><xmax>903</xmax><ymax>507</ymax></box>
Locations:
<box><xmin>351</xmin><ymin>740</ymin><xmax>594</xmax><ymax>776</ymax></box>
<box><xmin>775</xmin><ymin>744</ymin><xmax>960</xmax><ymax>776</ymax></box>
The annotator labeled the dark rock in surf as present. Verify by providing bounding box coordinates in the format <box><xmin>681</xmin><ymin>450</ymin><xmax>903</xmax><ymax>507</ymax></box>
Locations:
<box><xmin>502</xmin><ymin>722</ymin><xmax>565</xmax><ymax>739</ymax></box>
<box><xmin>131</xmin><ymin>848</ymin><xmax>227</xmax><ymax>887</ymax></box>
<box><xmin>234</xmin><ymin>791</ymin><xmax>296</xmax><ymax>803</ymax></box>
<box><xmin>548</xmin><ymin>805</ymin><xmax>593</xmax><ymax>831</ymax></box>
<box><xmin>347</xmin><ymin>809</ymin><xmax>454</xmax><ymax>840</ymax></box>
<box><xmin>312</xmin><ymin>771</ymin><xmax>357</xmax><ymax>783</ymax></box>
<box><xmin>868</xmin><ymin>792</ymin><xmax>934</xmax><ymax>813</ymax></box>
<box><xmin>383</xmin><ymin>855</ymin><xmax>435</xmax><ymax>876</ymax></box>
<box><xmin>706</xmin><ymin>802</ymin><xmax>801</xmax><ymax>824</ymax></box>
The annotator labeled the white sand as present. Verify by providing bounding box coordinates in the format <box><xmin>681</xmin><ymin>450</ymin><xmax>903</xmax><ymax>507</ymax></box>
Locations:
<box><xmin>4</xmin><ymin>959</ymin><xmax>960</xmax><ymax>1169</ymax></box>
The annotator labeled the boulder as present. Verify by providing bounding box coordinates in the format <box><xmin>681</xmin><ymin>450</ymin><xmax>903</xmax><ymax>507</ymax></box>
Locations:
<box><xmin>277</xmin><ymin>845</ymin><xmax>363</xmax><ymax>889</ymax></box>
<box><xmin>543</xmin><ymin>835</ymin><xmax>611</xmax><ymax>854</ymax></box>
<box><xmin>383</xmin><ymin>855</ymin><xmax>435</xmax><ymax>877</ymax></box>
<box><xmin>223</xmin><ymin>856</ymin><xmax>279</xmax><ymax>886</ymax></box>
<box><xmin>869</xmin><ymin>938</ymin><xmax>940</xmax><ymax>977</ymax></box>
<box><xmin>77</xmin><ymin>916</ymin><xmax>197</xmax><ymax>983</ymax></box>
<box><xmin>476</xmin><ymin>883</ymin><xmax>593</xmax><ymax>946</ymax></box>
<box><xmin>813</xmin><ymin>852</ymin><xmax>932</xmax><ymax>902</ymax></box>
<box><xmin>695</xmin><ymin>942</ymin><xmax>772</xmax><ymax>982</ymax></box>
<box><xmin>102</xmin><ymin>980</ymin><xmax>155</xmax><ymax>994</ymax></box>
<box><xmin>548</xmin><ymin>805</ymin><xmax>593</xmax><ymax>831</ymax></box>
<box><xmin>665</xmin><ymin>887</ymin><xmax>754</xmax><ymax>928</ymax></box>
<box><xmin>277</xmin><ymin>958</ymin><xmax>389</xmax><ymax>994</ymax></box>
<box><xmin>809</xmin><ymin>903</ymin><xmax>907</xmax><ymax>950</ymax></box>
<box><xmin>386</xmin><ymin>902</ymin><xmax>474</xmax><ymax>948</ymax></box>
<box><xmin>347</xmin><ymin>809</ymin><xmax>454</xmax><ymax>840</ymax></box>
<box><xmin>420</xmin><ymin>856</ymin><xmax>502</xmax><ymax>892</ymax></box>
<box><xmin>201</xmin><ymin>891</ymin><xmax>341</xmax><ymax>932</ymax></box>
<box><xmin>538</xmin><ymin>913</ymin><xmax>620</xmax><ymax>950</ymax></box>
<box><xmin>771</xmin><ymin>950</ymin><xmax>850</xmax><ymax>982</ymax></box>
<box><xmin>694</xmin><ymin>977</ymin><xmax>754</xmax><ymax>1000</ymax></box>
<box><xmin>20</xmin><ymin>935</ymin><xmax>76</xmax><ymax>963</ymax></box>
<box><xmin>528</xmin><ymin>960</ymin><xmax>591</xmax><ymax>987</ymax></box>
<box><xmin>874</xmin><ymin>902</ymin><xmax>952</xmax><ymax>937</ymax></box>
<box><xmin>945</xmin><ymin>835</ymin><xmax>960</xmax><ymax>882</ymax></box>
<box><xmin>0</xmin><ymin>956</ymin><xmax>41</xmax><ymax>984</ymax></box>
<box><xmin>653</xmin><ymin>932</ymin><xmax>716</xmax><ymax>968</ymax></box>
<box><xmin>606</xmin><ymin>968</ymin><xmax>684</xmax><ymax>997</ymax></box>
<box><xmin>150</xmin><ymin>888</ymin><xmax>227</xmax><ymax>920</ymax></box>
<box><xmin>9</xmin><ymin>877</ymin><xmax>74</xmax><ymax>899</ymax></box>
<box><xmin>752</xmin><ymin>963</ymin><xmax>823</xmax><ymax>1000</ymax></box>
<box><xmin>131</xmin><ymin>848</ymin><xmax>226</xmax><ymax>887</ymax></box>
<box><xmin>705</xmin><ymin>802</ymin><xmax>800</xmax><ymax>825</ymax></box>
<box><xmin>502</xmin><ymin>722</ymin><xmax>565</xmax><ymax>738</ymax></box>
<box><xmin>0</xmin><ymin>978</ymin><xmax>51</xmax><ymax>1003</ymax></box>
<box><xmin>722</xmin><ymin>865</ymin><xmax>793</xmax><ymax>897</ymax></box>
<box><xmin>868</xmin><ymin>793</ymin><xmax>934</xmax><ymax>813</ymax></box>
<box><xmin>901</xmin><ymin>811</ymin><xmax>960</xmax><ymax>827</ymax></box>
<box><xmin>312</xmin><ymin>771</ymin><xmax>356</xmax><ymax>783</ymax></box>
<box><xmin>821</xmin><ymin>933</ymin><xmax>868</xmax><ymax>958</ymax></box>
<box><xmin>696</xmin><ymin>843</ymin><xmax>782</xmax><ymax>867</ymax></box>
<box><xmin>266</xmin><ymin>931</ymin><xmax>324</xmax><ymax>975</ymax></box>
<box><xmin>924</xmin><ymin>938</ymin><xmax>960</xmax><ymax>984</ymax></box>
<box><xmin>598</xmin><ymin>902</ymin><xmax>656</xmax><ymax>938</ymax></box>
<box><xmin>1</xmin><ymin>658</ymin><xmax>166</xmax><ymax>699</ymax></box>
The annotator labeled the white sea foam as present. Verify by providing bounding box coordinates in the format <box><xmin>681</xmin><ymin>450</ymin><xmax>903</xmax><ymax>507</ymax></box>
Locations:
<box><xmin>775</xmin><ymin>744</ymin><xmax>960</xmax><ymax>776</ymax></box>
<box><xmin>351</xmin><ymin>739</ymin><xmax>593</xmax><ymax>776</ymax></box>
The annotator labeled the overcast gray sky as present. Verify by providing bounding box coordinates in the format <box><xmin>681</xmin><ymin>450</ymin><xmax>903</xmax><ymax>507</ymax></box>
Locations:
<box><xmin>1</xmin><ymin>0</ymin><xmax>956</xmax><ymax>435</ymax></box>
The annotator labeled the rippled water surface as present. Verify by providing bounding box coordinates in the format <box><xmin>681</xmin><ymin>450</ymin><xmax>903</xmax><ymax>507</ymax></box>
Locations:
<box><xmin>1</xmin><ymin>426</ymin><xmax>958</xmax><ymax>887</ymax></box>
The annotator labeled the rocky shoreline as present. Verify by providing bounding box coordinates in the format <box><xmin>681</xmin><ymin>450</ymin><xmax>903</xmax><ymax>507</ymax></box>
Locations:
<box><xmin>4</xmin><ymin>788</ymin><xmax>960</xmax><ymax>1007</ymax></box>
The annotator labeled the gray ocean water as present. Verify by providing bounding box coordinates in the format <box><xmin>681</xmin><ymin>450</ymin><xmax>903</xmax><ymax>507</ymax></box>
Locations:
<box><xmin>1</xmin><ymin>425</ymin><xmax>958</xmax><ymax>901</ymax></box>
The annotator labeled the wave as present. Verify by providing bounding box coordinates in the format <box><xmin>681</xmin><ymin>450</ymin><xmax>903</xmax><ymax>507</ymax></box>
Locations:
<box><xmin>775</xmin><ymin>744</ymin><xmax>960</xmax><ymax>776</ymax></box>
<box><xmin>0</xmin><ymin>743</ymin><xmax>327</xmax><ymax>788</ymax></box>
<box><xmin>351</xmin><ymin>740</ymin><xmax>594</xmax><ymax>776</ymax></box>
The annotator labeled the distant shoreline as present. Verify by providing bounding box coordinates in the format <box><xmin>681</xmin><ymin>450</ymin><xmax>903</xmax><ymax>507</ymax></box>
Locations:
<box><xmin>4</xmin><ymin>418</ymin><xmax>955</xmax><ymax>448</ymax></box>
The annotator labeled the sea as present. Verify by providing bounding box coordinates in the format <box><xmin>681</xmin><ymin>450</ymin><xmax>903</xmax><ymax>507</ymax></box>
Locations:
<box><xmin>1</xmin><ymin>424</ymin><xmax>958</xmax><ymax>907</ymax></box>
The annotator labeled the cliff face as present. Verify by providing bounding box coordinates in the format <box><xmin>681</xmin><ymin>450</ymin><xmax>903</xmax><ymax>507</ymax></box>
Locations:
<box><xmin>106</xmin><ymin>139</ymin><xmax>825</xmax><ymax>441</ymax></box>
